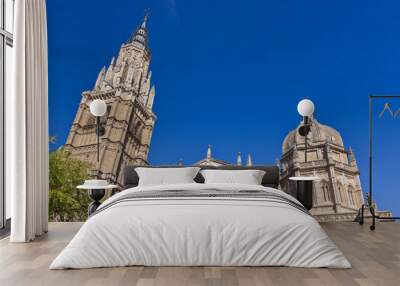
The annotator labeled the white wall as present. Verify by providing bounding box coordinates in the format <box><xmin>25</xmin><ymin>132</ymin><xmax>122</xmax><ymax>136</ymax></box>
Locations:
<box><xmin>5</xmin><ymin>43</ymin><xmax>13</xmax><ymax>219</ymax></box>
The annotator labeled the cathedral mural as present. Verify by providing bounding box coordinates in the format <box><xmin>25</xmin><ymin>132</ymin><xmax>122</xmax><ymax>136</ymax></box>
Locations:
<box><xmin>279</xmin><ymin>117</ymin><xmax>364</xmax><ymax>221</ymax></box>
<box><xmin>64</xmin><ymin>14</ymin><xmax>156</xmax><ymax>186</ymax></box>
<box><xmin>188</xmin><ymin>121</ymin><xmax>377</xmax><ymax>222</ymax></box>
<box><xmin>53</xmin><ymin>12</ymin><xmax>392</xmax><ymax>222</ymax></box>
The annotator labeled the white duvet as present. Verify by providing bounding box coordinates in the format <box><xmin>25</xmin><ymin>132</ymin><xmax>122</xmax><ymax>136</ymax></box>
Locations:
<box><xmin>50</xmin><ymin>183</ymin><xmax>351</xmax><ymax>269</ymax></box>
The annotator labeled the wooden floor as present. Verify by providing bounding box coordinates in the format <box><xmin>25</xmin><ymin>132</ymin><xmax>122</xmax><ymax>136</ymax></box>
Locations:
<box><xmin>0</xmin><ymin>222</ymin><xmax>399</xmax><ymax>286</ymax></box>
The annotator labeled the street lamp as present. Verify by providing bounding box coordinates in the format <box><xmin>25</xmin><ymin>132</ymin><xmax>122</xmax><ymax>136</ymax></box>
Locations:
<box><xmin>89</xmin><ymin>99</ymin><xmax>107</xmax><ymax>164</ymax></box>
<box><xmin>77</xmin><ymin>99</ymin><xmax>114</xmax><ymax>216</ymax></box>
<box><xmin>297</xmin><ymin>99</ymin><xmax>314</xmax><ymax>163</ymax></box>
<box><xmin>289</xmin><ymin>99</ymin><xmax>317</xmax><ymax>211</ymax></box>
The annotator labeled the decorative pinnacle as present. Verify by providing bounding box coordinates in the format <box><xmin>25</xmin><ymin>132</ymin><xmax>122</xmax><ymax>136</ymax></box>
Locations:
<box><xmin>128</xmin><ymin>9</ymin><xmax>151</xmax><ymax>45</ymax></box>
<box><xmin>207</xmin><ymin>145</ymin><xmax>212</xmax><ymax>160</ymax></box>
<box><xmin>237</xmin><ymin>152</ymin><xmax>242</xmax><ymax>166</ymax></box>
<box><xmin>142</xmin><ymin>9</ymin><xmax>150</xmax><ymax>27</ymax></box>
<box><xmin>247</xmin><ymin>154</ymin><xmax>253</xmax><ymax>167</ymax></box>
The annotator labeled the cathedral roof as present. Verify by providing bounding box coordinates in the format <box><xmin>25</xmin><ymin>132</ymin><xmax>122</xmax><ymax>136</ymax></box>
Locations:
<box><xmin>128</xmin><ymin>13</ymin><xmax>149</xmax><ymax>48</ymax></box>
<box><xmin>282</xmin><ymin>118</ymin><xmax>344</xmax><ymax>154</ymax></box>
<box><xmin>193</xmin><ymin>145</ymin><xmax>253</xmax><ymax>166</ymax></box>
<box><xmin>194</xmin><ymin>158</ymin><xmax>231</xmax><ymax>166</ymax></box>
<box><xmin>194</xmin><ymin>145</ymin><xmax>230</xmax><ymax>166</ymax></box>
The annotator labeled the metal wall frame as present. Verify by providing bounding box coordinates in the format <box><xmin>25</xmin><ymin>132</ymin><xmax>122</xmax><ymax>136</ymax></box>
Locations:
<box><xmin>0</xmin><ymin>0</ymin><xmax>5</xmax><ymax>230</ymax></box>
<box><xmin>357</xmin><ymin>95</ymin><xmax>400</xmax><ymax>230</ymax></box>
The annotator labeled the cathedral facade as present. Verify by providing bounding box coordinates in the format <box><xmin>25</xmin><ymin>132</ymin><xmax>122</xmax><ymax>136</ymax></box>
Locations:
<box><xmin>64</xmin><ymin>15</ymin><xmax>156</xmax><ymax>186</ymax></box>
<box><xmin>279</xmin><ymin>117</ymin><xmax>364</xmax><ymax>221</ymax></box>
<box><xmin>194</xmin><ymin>145</ymin><xmax>252</xmax><ymax>167</ymax></box>
<box><xmin>62</xmin><ymin>15</ymin><xmax>385</xmax><ymax>220</ymax></box>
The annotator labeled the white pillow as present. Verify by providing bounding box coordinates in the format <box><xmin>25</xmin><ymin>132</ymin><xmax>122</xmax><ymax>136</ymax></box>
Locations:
<box><xmin>200</xmin><ymin>169</ymin><xmax>266</xmax><ymax>185</ymax></box>
<box><xmin>136</xmin><ymin>167</ymin><xmax>200</xmax><ymax>186</ymax></box>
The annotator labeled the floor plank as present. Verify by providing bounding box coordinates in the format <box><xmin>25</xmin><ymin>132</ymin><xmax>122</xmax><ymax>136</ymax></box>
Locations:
<box><xmin>0</xmin><ymin>221</ymin><xmax>399</xmax><ymax>286</ymax></box>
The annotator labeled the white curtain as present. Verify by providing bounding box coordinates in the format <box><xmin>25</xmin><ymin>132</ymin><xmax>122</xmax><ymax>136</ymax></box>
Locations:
<box><xmin>7</xmin><ymin>0</ymin><xmax>49</xmax><ymax>242</ymax></box>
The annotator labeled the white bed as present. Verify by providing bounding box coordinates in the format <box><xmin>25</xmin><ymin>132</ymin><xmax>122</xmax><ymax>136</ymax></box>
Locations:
<box><xmin>50</xmin><ymin>183</ymin><xmax>351</xmax><ymax>269</ymax></box>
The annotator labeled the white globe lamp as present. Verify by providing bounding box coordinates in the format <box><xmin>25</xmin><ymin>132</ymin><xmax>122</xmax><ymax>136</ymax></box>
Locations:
<box><xmin>297</xmin><ymin>99</ymin><xmax>315</xmax><ymax>164</ymax></box>
<box><xmin>297</xmin><ymin>99</ymin><xmax>315</xmax><ymax>117</ymax></box>
<box><xmin>89</xmin><ymin>99</ymin><xmax>107</xmax><ymax>167</ymax></box>
<box><xmin>90</xmin><ymin>99</ymin><xmax>107</xmax><ymax>117</ymax></box>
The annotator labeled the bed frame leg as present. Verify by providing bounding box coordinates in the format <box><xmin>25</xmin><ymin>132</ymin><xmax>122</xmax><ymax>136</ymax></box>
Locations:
<box><xmin>370</xmin><ymin>206</ymin><xmax>376</xmax><ymax>231</ymax></box>
<box><xmin>354</xmin><ymin>204</ymin><xmax>364</xmax><ymax>225</ymax></box>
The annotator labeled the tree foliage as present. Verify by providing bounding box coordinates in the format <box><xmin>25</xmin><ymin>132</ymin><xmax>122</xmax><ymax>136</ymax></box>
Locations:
<box><xmin>49</xmin><ymin>148</ymin><xmax>92</xmax><ymax>221</ymax></box>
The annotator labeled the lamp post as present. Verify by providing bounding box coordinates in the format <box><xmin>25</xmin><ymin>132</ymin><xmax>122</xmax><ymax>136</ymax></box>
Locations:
<box><xmin>297</xmin><ymin>99</ymin><xmax>315</xmax><ymax>163</ymax></box>
<box><xmin>78</xmin><ymin>99</ymin><xmax>109</xmax><ymax>216</ymax></box>
<box><xmin>289</xmin><ymin>99</ymin><xmax>317</xmax><ymax>211</ymax></box>
<box><xmin>89</xmin><ymin>99</ymin><xmax>107</xmax><ymax>165</ymax></box>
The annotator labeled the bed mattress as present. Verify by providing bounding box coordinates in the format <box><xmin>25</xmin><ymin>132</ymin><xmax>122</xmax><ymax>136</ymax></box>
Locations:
<box><xmin>50</xmin><ymin>183</ymin><xmax>351</xmax><ymax>269</ymax></box>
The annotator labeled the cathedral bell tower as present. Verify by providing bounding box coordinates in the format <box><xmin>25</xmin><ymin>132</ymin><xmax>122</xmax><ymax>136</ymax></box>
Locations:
<box><xmin>64</xmin><ymin>13</ymin><xmax>157</xmax><ymax>186</ymax></box>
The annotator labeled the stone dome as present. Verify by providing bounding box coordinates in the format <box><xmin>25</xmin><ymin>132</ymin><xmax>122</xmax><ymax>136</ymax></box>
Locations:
<box><xmin>282</xmin><ymin>119</ymin><xmax>344</xmax><ymax>154</ymax></box>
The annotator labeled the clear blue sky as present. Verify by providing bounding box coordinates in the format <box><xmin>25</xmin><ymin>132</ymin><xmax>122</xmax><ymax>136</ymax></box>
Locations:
<box><xmin>47</xmin><ymin>0</ymin><xmax>400</xmax><ymax>215</ymax></box>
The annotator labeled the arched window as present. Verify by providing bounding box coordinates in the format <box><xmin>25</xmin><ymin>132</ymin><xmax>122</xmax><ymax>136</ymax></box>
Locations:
<box><xmin>348</xmin><ymin>186</ymin><xmax>355</xmax><ymax>206</ymax></box>
<box><xmin>324</xmin><ymin>185</ymin><xmax>331</xmax><ymax>201</ymax></box>
<box><xmin>337</xmin><ymin>183</ymin><xmax>346</xmax><ymax>204</ymax></box>
<box><xmin>319</xmin><ymin>181</ymin><xmax>331</xmax><ymax>203</ymax></box>
<box><xmin>355</xmin><ymin>189</ymin><xmax>363</xmax><ymax>206</ymax></box>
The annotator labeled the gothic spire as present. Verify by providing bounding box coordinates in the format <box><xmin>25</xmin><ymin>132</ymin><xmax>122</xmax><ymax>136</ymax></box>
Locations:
<box><xmin>94</xmin><ymin>66</ymin><xmax>106</xmax><ymax>90</ymax></box>
<box><xmin>246</xmin><ymin>154</ymin><xmax>253</xmax><ymax>166</ymax></box>
<box><xmin>128</xmin><ymin>11</ymin><xmax>150</xmax><ymax>48</ymax></box>
<box><xmin>207</xmin><ymin>145</ymin><xmax>212</xmax><ymax>161</ymax></box>
<box><xmin>141</xmin><ymin>10</ymin><xmax>149</xmax><ymax>28</ymax></box>
<box><xmin>348</xmin><ymin>147</ymin><xmax>356</xmax><ymax>166</ymax></box>
<box><xmin>146</xmin><ymin>85</ymin><xmax>155</xmax><ymax>110</ymax></box>
<box><xmin>237</xmin><ymin>152</ymin><xmax>242</xmax><ymax>166</ymax></box>
<box><xmin>275</xmin><ymin>157</ymin><xmax>282</xmax><ymax>172</ymax></box>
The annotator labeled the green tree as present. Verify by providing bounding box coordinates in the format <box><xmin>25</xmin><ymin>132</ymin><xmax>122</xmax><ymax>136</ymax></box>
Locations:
<box><xmin>49</xmin><ymin>148</ymin><xmax>92</xmax><ymax>221</ymax></box>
